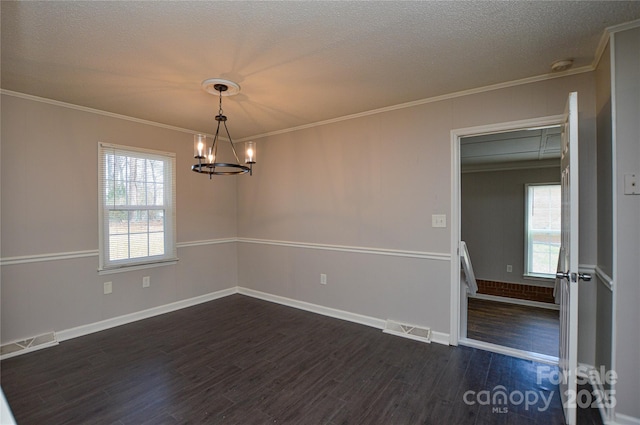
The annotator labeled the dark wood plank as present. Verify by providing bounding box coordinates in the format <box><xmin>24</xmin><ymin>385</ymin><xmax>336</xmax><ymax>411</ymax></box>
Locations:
<box><xmin>1</xmin><ymin>294</ymin><xmax>602</xmax><ymax>424</ymax></box>
<box><xmin>467</xmin><ymin>297</ymin><xmax>560</xmax><ymax>357</ymax></box>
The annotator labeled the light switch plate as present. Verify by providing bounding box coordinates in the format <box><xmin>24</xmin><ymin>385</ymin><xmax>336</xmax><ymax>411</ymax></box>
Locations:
<box><xmin>432</xmin><ymin>214</ymin><xmax>447</xmax><ymax>228</ymax></box>
<box><xmin>104</xmin><ymin>281</ymin><xmax>113</xmax><ymax>294</ymax></box>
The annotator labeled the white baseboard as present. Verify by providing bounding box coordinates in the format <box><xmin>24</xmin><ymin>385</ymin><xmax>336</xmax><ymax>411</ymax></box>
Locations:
<box><xmin>238</xmin><ymin>287</ymin><xmax>387</xmax><ymax>329</ymax></box>
<box><xmin>237</xmin><ymin>287</ymin><xmax>450</xmax><ymax>346</ymax></box>
<box><xmin>7</xmin><ymin>285</ymin><xmax>452</xmax><ymax>360</ymax></box>
<box><xmin>471</xmin><ymin>293</ymin><xmax>560</xmax><ymax>310</ymax></box>
<box><xmin>430</xmin><ymin>331</ymin><xmax>451</xmax><ymax>346</ymax></box>
<box><xmin>459</xmin><ymin>337</ymin><xmax>559</xmax><ymax>365</ymax></box>
<box><xmin>56</xmin><ymin>287</ymin><xmax>236</xmax><ymax>342</ymax></box>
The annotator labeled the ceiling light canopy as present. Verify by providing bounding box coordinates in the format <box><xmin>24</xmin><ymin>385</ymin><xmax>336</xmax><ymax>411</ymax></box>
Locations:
<box><xmin>550</xmin><ymin>59</ymin><xmax>574</xmax><ymax>72</ymax></box>
<box><xmin>192</xmin><ymin>79</ymin><xmax>255</xmax><ymax>178</ymax></box>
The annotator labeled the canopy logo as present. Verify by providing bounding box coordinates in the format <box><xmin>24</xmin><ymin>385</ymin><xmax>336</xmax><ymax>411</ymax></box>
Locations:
<box><xmin>462</xmin><ymin>385</ymin><xmax>554</xmax><ymax>413</ymax></box>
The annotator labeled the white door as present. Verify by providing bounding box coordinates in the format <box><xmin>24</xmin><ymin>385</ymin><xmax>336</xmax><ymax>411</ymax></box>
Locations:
<box><xmin>556</xmin><ymin>91</ymin><xmax>590</xmax><ymax>425</ymax></box>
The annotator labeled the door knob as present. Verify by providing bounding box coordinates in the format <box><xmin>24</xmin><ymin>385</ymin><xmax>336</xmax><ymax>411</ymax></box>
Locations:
<box><xmin>578</xmin><ymin>273</ymin><xmax>592</xmax><ymax>282</ymax></box>
<box><xmin>556</xmin><ymin>271</ymin><xmax>570</xmax><ymax>280</ymax></box>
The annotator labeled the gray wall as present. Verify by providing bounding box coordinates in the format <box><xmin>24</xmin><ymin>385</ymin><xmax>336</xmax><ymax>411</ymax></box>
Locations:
<box><xmin>0</xmin><ymin>94</ymin><xmax>239</xmax><ymax>343</ymax></box>
<box><xmin>237</xmin><ymin>72</ymin><xmax>597</xmax><ymax>337</ymax></box>
<box><xmin>612</xmin><ymin>27</ymin><xmax>640</xmax><ymax>421</ymax></box>
<box><xmin>0</xmin><ymin>70</ymin><xmax>603</xmax><ymax>387</ymax></box>
<box><xmin>461</xmin><ymin>166</ymin><xmax>560</xmax><ymax>285</ymax></box>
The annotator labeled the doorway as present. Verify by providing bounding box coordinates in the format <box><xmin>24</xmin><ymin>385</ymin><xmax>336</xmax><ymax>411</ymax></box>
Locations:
<box><xmin>449</xmin><ymin>116</ymin><xmax>564</xmax><ymax>364</ymax></box>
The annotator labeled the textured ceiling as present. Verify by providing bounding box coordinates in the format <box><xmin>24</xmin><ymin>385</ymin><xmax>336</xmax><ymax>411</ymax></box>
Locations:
<box><xmin>2</xmin><ymin>1</ymin><xmax>640</xmax><ymax>140</ymax></box>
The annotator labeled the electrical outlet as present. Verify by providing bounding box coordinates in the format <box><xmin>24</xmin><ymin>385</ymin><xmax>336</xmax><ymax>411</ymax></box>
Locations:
<box><xmin>143</xmin><ymin>276</ymin><xmax>150</xmax><ymax>288</ymax></box>
<box><xmin>320</xmin><ymin>273</ymin><xmax>327</xmax><ymax>285</ymax></box>
<box><xmin>104</xmin><ymin>281</ymin><xmax>113</xmax><ymax>294</ymax></box>
<box><xmin>507</xmin><ymin>265</ymin><xmax>513</xmax><ymax>273</ymax></box>
<box><xmin>432</xmin><ymin>214</ymin><xmax>447</xmax><ymax>228</ymax></box>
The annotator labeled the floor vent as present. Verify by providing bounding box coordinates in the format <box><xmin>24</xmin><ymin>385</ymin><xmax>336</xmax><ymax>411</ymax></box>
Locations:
<box><xmin>383</xmin><ymin>320</ymin><xmax>431</xmax><ymax>343</ymax></box>
<box><xmin>0</xmin><ymin>332</ymin><xmax>58</xmax><ymax>360</ymax></box>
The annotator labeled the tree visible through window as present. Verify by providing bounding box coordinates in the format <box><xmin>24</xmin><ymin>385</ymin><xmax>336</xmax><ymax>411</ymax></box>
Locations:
<box><xmin>525</xmin><ymin>184</ymin><xmax>561</xmax><ymax>277</ymax></box>
<box><xmin>99</xmin><ymin>143</ymin><xmax>177</xmax><ymax>271</ymax></box>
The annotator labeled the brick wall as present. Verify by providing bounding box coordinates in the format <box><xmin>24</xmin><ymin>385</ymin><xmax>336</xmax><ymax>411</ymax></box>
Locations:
<box><xmin>476</xmin><ymin>279</ymin><xmax>555</xmax><ymax>304</ymax></box>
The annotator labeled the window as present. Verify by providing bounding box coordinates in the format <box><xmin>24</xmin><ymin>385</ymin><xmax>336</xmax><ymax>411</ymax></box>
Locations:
<box><xmin>525</xmin><ymin>183</ymin><xmax>561</xmax><ymax>277</ymax></box>
<box><xmin>98</xmin><ymin>143</ymin><xmax>177</xmax><ymax>271</ymax></box>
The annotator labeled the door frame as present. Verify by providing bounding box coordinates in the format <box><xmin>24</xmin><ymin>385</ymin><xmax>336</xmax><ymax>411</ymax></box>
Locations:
<box><xmin>449</xmin><ymin>114</ymin><xmax>565</xmax><ymax>349</ymax></box>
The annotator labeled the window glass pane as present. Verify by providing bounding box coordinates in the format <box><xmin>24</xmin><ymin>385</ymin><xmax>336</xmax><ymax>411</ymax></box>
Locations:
<box><xmin>129</xmin><ymin>210</ymin><xmax>148</xmax><ymax>234</ymax></box>
<box><xmin>128</xmin><ymin>181</ymin><xmax>147</xmax><ymax>205</ymax></box>
<box><xmin>148</xmin><ymin>183</ymin><xmax>164</xmax><ymax>206</ymax></box>
<box><xmin>129</xmin><ymin>233</ymin><xmax>149</xmax><ymax>258</ymax></box>
<box><xmin>130</xmin><ymin>157</ymin><xmax>146</xmax><ymax>183</ymax></box>
<box><xmin>105</xmin><ymin>153</ymin><xmax>115</xmax><ymax>181</ymax></box>
<box><xmin>109</xmin><ymin>235</ymin><xmax>129</xmax><ymax>261</ymax></box>
<box><xmin>147</xmin><ymin>159</ymin><xmax>164</xmax><ymax>183</ymax></box>
<box><xmin>149</xmin><ymin>232</ymin><xmax>165</xmax><ymax>256</ymax></box>
<box><xmin>149</xmin><ymin>210</ymin><xmax>164</xmax><ymax>232</ymax></box>
<box><xmin>109</xmin><ymin>211</ymin><xmax>129</xmax><ymax>235</ymax></box>
<box><xmin>526</xmin><ymin>184</ymin><xmax>561</xmax><ymax>276</ymax></box>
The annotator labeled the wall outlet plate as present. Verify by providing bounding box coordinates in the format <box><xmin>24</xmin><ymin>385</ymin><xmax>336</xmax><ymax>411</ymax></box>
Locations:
<box><xmin>104</xmin><ymin>281</ymin><xmax>113</xmax><ymax>294</ymax></box>
<box><xmin>432</xmin><ymin>214</ymin><xmax>447</xmax><ymax>228</ymax></box>
<box><xmin>624</xmin><ymin>173</ymin><xmax>639</xmax><ymax>195</ymax></box>
<box><xmin>143</xmin><ymin>276</ymin><xmax>150</xmax><ymax>288</ymax></box>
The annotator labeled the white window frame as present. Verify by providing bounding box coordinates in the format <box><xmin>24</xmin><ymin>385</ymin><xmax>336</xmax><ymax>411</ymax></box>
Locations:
<box><xmin>98</xmin><ymin>142</ymin><xmax>177</xmax><ymax>273</ymax></box>
<box><xmin>524</xmin><ymin>182</ymin><xmax>561</xmax><ymax>279</ymax></box>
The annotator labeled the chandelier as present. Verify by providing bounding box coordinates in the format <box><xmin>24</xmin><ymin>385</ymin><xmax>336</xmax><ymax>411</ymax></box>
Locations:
<box><xmin>192</xmin><ymin>78</ymin><xmax>256</xmax><ymax>177</ymax></box>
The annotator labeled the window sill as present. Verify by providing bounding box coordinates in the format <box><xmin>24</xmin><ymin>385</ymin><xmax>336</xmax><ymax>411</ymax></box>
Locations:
<box><xmin>98</xmin><ymin>258</ymin><xmax>178</xmax><ymax>275</ymax></box>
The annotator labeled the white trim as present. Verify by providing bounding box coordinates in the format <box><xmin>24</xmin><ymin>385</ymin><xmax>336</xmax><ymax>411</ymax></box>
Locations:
<box><xmin>459</xmin><ymin>337</ymin><xmax>559</xmax><ymax>365</ymax></box>
<box><xmin>609</xmin><ymin>31</ymin><xmax>619</xmax><ymax>425</ymax></box>
<box><xmin>0</xmin><ymin>341</ymin><xmax>59</xmax><ymax>360</ymax></box>
<box><xmin>238</xmin><ymin>287</ymin><xmax>451</xmax><ymax>346</ymax></box>
<box><xmin>595</xmin><ymin>266</ymin><xmax>614</xmax><ymax>291</ymax></box>
<box><xmin>0</xmin><ymin>89</ymin><xmax>202</xmax><ymax>136</ymax></box>
<box><xmin>0</xmin><ymin>238</ymin><xmax>445</xmax><ymax>266</ymax></box>
<box><xmin>2</xmin><ymin>61</ymin><xmax>592</xmax><ymax>147</ymax></box>
<box><xmin>238</xmin><ymin>287</ymin><xmax>386</xmax><ymax>329</ymax></box>
<box><xmin>5</xmin><ymin>286</ymin><xmax>452</xmax><ymax>362</ymax></box>
<box><xmin>0</xmin><ymin>249</ymin><xmax>99</xmax><ymax>266</ymax></box>
<box><xmin>56</xmin><ymin>287</ymin><xmax>236</xmax><ymax>342</ymax></box>
<box><xmin>235</xmin><ymin>71</ymin><xmax>590</xmax><ymax>142</ymax></box>
<box><xmin>97</xmin><ymin>259</ymin><xmax>178</xmax><ymax>275</ymax></box>
<box><xmin>176</xmin><ymin>238</ymin><xmax>237</xmax><ymax>248</ymax></box>
<box><xmin>237</xmin><ymin>238</ymin><xmax>450</xmax><ymax>261</ymax></box>
<box><xmin>594</xmin><ymin>28</ymin><xmax>612</xmax><ymax>70</ymax></box>
<box><xmin>450</xmin><ymin>114</ymin><xmax>566</xmax><ymax>347</ymax></box>
<box><xmin>577</xmin><ymin>263</ymin><xmax>614</xmax><ymax>291</ymax></box>
<box><xmin>470</xmin><ymin>293</ymin><xmax>560</xmax><ymax>311</ymax></box>
<box><xmin>430</xmin><ymin>331</ymin><xmax>451</xmax><ymax>346</ymax></box>
<box><xmin>606</xmin><ymin>18</ymin><xmax>640</xmax><ymax>36</ymax></box>
<box><xmin>0</xmin><ymin>238</ymin><xmax>237</xmax><ymax>266</ymax></box>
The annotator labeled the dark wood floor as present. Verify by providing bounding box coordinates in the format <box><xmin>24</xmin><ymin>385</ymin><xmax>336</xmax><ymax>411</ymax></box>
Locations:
<box><xmin>1</xmin><ymin>294</ymin><xmax>602</xmax><ymax>424</ymax></box>
<box><xmin>467</xmin><ymin>298</ymin><xmax>560</xmax><ymax>357</ymax></box>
